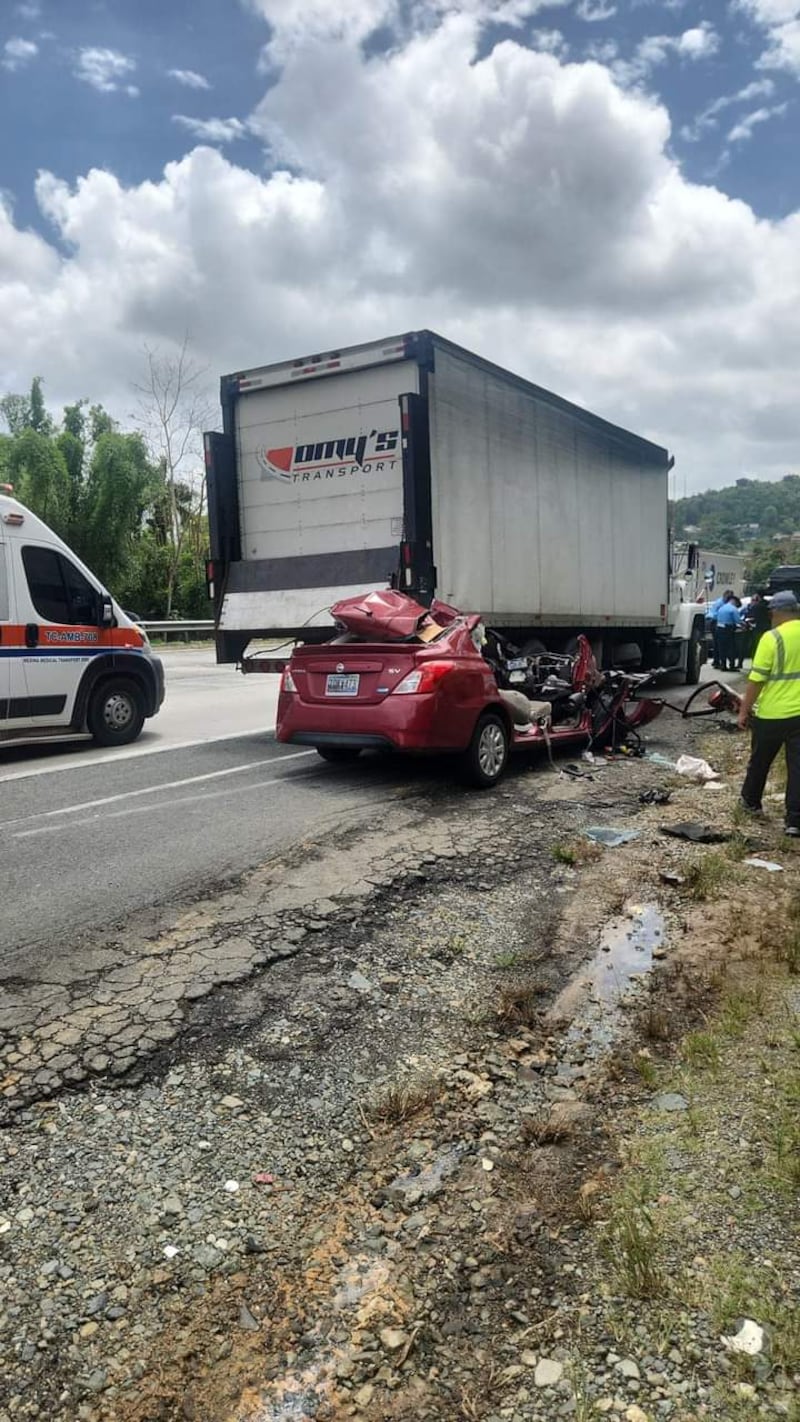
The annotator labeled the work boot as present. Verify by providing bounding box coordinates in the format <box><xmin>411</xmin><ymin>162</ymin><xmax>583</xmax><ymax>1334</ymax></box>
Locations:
<box><xmin>739</xmin><ymin>799</ymin><xmax>765</xmax><ymax>820</ymax></box>
<box><xmin>784</xmin><ymin>825</ymin><xmax>800</xmax><ymax>838</ymax></box>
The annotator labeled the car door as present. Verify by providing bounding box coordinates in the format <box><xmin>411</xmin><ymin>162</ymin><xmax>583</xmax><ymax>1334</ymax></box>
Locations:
<box><xmin>18</xmin><ymin>543</ymin><xmax>102</xmax><ymax>728</ymax></box>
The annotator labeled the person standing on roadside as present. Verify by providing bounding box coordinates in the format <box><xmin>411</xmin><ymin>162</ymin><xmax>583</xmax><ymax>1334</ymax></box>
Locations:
<box><xmin>707</xmin><ymin>589</ymin><xmax>735</xmax><ymax>669</ymax></box>
<box><xmin>716</xmin><ymin>593</ymin><xmax>743</xmax><ymax>672</ymax></box>
<box><xmin>739</xmin><ymin>590</ymin><xmax>800</xmax><ymax>836</ymax></box>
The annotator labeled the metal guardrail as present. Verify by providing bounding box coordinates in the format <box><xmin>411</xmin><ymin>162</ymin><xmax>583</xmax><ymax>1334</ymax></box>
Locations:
<box><xmin>141</xmin><ymin>619</ymin><xmax>215</xmax><ymax>641</ymax></box>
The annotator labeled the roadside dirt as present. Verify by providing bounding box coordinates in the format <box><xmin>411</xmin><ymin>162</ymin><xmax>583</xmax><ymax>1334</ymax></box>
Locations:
<box><xmin>2</xmin><ymin>709</ymin><xmax>798</xmax><ymax>1422</ymax></box>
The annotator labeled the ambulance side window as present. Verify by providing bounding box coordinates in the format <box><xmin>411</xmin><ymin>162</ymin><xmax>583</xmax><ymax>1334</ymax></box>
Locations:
<box><xmin>22</xmin><ymin>546</ymin><xmax>97</xmax><ymax>625</ymax></box>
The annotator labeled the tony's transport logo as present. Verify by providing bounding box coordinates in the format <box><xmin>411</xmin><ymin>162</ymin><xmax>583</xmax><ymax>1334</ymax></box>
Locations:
<box><xmin>257</xmin><ymin>428</ymin><xmax>399</xmax><ymax>484</ymax></box>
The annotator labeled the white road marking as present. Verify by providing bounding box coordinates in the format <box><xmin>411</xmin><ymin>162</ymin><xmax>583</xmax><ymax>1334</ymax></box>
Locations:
<box><xmin>11</xmin><ymin>763</ymin><xmax>352</xmax><ymax>838</ymax></box>
<box><xmin>0</xmin><ymin>726</ymin><xmax>276</xmax><ymax>784</ymax></box>
<box><xmin>3</xmin><ymin>750</ymin><xmax>316</xmax><ymax>829</ymax></box>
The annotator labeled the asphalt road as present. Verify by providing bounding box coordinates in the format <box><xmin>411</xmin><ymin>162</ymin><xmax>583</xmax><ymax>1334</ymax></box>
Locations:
<box><xmin>0</xmin><ymin>650</ymin><xmax>410</xmax><ymax>974</ymax></box>
<box><xmin>1</xmin><ymin>649</ymin><xmax>739</xmax><ymax>973</ymax></box>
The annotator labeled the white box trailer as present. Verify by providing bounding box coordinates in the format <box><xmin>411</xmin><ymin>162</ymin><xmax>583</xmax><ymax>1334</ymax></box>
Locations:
<box><xmin>206</xmin><ymin>331</ymin><xmax>704</xmax><ymax>680</ymax></box>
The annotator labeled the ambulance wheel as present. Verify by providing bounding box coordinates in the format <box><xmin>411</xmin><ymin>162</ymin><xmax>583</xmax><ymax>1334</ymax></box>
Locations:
<box><xmin>88</xmin><ymin>678</ymin><xmax>146</xmax><ymax>746</ymax></box>
<box><xmin>461</xmin><ymin>712</ymin><xmax>509</xmax><ymax>788</ymax></box>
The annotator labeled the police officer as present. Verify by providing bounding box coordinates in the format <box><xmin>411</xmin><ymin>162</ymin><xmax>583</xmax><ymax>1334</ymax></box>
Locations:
<box><xmin>707</xmin><ymin>589</ymin><xmax>734</xmax><ymax>669</ymax></box>
<box><xmin>739</xmin><ymin>590</ymin><xmax>800</xmax><ymax>836</ymax></box>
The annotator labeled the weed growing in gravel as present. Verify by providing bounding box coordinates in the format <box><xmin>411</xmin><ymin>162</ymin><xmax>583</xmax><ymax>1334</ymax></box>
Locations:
<box><xmin>551</xmin><ymin>838</ymin><xmax>602</xmax><ymax>867</ymax></box>
<box><xmin>521</xmin><ymin>1111</ymin><xmax>571</xmax><ymax>1146</ymax></box>
<box><xmin>684</xmin><ymin>852</ymin><xmax>731</xmax><ymax>901</ymax></box>
<box><xmin>368</xmin><ymin>1075</ymin><xmax>443</xmax><ymax>1125</ymax></box>
<box><xmin>770</xmin><ymin>894</ymin><xmax>800</xmax><ymax>974</ymax></box>
<box><xmin>709</xmin><ymin>1254</ymin><xmax>800</xmax><ymax>1372</ymax></box>
<box><xmin>642</xmin><ymin>1002</ymin><xmax>672</xmax><ymax>1042</ymax></box>
<box><xmin>682</xmin><ymin>1028</ymin><xmax>721</xmax><ymax>1069</ymax></box>
<box><xmin>720</xmin><ymin>983</ymin><xmax>767</xmax><ymax>1034</ymax></box>
<box><xmin>635</xmin><ymin>1053</ymin><xmax>659</xmax><ymax>1088</ymax></box>
<box><xmin>601</xmin><ymin>1197</ymin><xmax>666</xmax><ymax>1299</ymax></box>
<box><xmin>494</xmin><ymin>983</ymin><xmax>543</xmax><ymax>1028</ymax></box>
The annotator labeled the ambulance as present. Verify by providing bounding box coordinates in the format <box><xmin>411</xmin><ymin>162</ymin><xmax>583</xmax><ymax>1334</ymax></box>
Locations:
<box><xmin>0</xmin><ymin>486</ymin><xmax>164</xmax><ymax>749</ymax></box>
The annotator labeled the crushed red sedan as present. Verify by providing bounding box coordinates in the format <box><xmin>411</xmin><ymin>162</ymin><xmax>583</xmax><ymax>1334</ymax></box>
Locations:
<box><xmin>275</xmin><ymin>591</ymin><xmax>663</xmax><ymax>787</ymax></box>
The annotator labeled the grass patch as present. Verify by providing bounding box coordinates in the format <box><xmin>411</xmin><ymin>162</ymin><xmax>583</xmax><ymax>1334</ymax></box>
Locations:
<box><xmin>634</xmin><ymin>1052</ymin><xmax>659</xmax><ymax>1088</ymax></box>
<box><xmin>367</xmin><ymin>1075</ymin><xmax>443</xmax><ymax>1125</ymax></box>
<box><xmin>600</xmin><ymin>1197</ymin><xmax>666</xmax><ymax>1299</ymax></box>
<box><xmin>551</xmin><ymin>838</ymin><xmax>602</xmax><ymax>867</ymax></box>
<box><xmin>682</xmin><ymin>1027</ymin><xmax>721</xmax><ymax>1069</ymax></box>
<box><xmin>684</xmin><ymin>851</ymin><xmax>732</xmax><ymax>901</ymax></box>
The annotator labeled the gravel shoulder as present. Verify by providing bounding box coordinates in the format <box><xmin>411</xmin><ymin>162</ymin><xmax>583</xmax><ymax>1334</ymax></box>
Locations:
<box><xmin>1</xmin><ymin>708</ymin><xmax>798</xmax><ymax>1422</ymax></box>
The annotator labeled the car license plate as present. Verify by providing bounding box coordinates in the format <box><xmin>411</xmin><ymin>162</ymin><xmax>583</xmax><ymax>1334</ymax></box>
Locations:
<box><xmin>326</xmin><ymin>673</ymin><xmax>360</xmax><ymax>696</ymax></box>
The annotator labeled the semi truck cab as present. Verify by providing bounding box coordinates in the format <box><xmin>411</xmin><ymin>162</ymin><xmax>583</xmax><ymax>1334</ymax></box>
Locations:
<box><xmin>0</xmin><ymin>488</ymin><xmax>164</xmax><ymax>749</ymax></box>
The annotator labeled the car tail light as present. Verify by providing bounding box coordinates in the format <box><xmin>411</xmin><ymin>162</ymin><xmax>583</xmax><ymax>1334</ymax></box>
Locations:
<box><xmin>392</xmin><ymin>660</ymin><xmax>455</xmax><ymax>695</ymax></box>
<box><xmin>281</xmin><ymin>667</ymin><xmax>298</xmax><ymax>693</ymax></box>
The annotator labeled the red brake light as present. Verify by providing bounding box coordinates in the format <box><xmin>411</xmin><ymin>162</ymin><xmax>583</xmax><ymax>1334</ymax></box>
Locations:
<box><xmin>392</xmin><ymin>660</ymin><xmax>456</xmax><ymax>695</ymax></box>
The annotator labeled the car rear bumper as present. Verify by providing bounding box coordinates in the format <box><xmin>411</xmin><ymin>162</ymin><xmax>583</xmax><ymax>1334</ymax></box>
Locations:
<box><xmin>276</xmin><ymin>692</ymin><xmax>469</xmax><ymax>752</ymax></box>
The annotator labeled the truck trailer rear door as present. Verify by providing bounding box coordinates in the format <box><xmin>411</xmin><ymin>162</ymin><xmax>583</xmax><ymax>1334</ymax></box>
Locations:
<box><xmin>221</xmin><ymin>359</ymin><xmax>420</xmax><ymax>633</ymax></box>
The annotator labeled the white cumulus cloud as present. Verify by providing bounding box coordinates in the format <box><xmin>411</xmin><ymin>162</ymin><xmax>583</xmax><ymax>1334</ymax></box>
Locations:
<box><xmin>681</xmin><ymin>78</ymin><xmax>776</xmax><ymax>141</ymax></box>
<box><xmin>2</xmin><ymin>36</ymin><xmax>38</xmax><ymax>70</ymax></box>
<box><xmin>737</xmin><ymin>0</ymin><xmax>800</xmax><ymax>73</ymax></box>
<box><xmin>74</xmin><ymin>47</ymin><xmax>137</xmax><ymax>94</ymax></box>
<box><xmin>168</xmin><ymin>68</ymin><xmax>211</xmax><ymax>90</ymax></box>
<box><xmin>172</xmin><ymin>115</ymin><xmax>248</xmax><ymax>143</ymax></box>
<box><xmin>576</xmin><ymin>1</ymin><xmax>617</xmax><ymax>20</ymax></box>
<box><xmin>1</xmin><ymin>6</ymin><xmax>799</xmax><ymax>493</ymax></box>
<box><xmin>728</xmin><ymin>101</ymin><xmax>788</xmax><ymax>142</ymax></box>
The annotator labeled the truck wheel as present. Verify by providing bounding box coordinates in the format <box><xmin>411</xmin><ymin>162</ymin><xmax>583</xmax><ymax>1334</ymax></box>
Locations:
<box><xmin>316</xmin><ymin>746</ymin><xmax>362</xmax><ymax>764</ymax></box>
<box><xmin>88</xmin><ymin>678</ymin><xmax>145</xmax><ymax>747</ymax></box>
<box><xmin>461</xmin><ymin>713</ymin><xmax>509</xmax><ymax>788</ymax></box>
<box><xmin>685</xmin><ymin>626</ymin><xmax>704</xmax><ymax>686</ymax></box>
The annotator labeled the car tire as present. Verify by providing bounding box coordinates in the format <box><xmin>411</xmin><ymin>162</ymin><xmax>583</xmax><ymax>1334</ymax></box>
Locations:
<box><xmin>87</xmin><ymin>677</ymin><xmax>146</xmax><ymax>747</ymax></box>
<box><xmin>316</xmin><ymin>747</ymin><xmax>362</xmax><ymax>764</ymax></box>
<box><xmin>685</xmin><ymin>625</ymin><xmax>704</xmax><ymax>686</ymax></box>
<box><xmin>461</xmin><ymin>712</ymin><xmax>509</xmax><ymax>788</ymax></box>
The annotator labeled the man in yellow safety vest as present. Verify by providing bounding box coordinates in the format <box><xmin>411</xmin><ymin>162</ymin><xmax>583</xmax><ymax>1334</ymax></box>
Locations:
<box><xmin>739</xmin><ymin>590</ymin><xmax>800</xmax><ymax>836</ymax></box>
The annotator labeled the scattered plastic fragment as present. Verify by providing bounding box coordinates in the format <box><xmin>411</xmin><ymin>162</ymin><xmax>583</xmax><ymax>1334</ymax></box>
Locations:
<box><xmin>252</xmin><ymin>1172</ymin><xmax>276</xmax><ymax>1186</ymax></box>
<box><xmin>675</xmin><ymin>754</ymin><xmax>720</xmax><ymax>783</ymax></box>
<box><xmin>581</xmin><ymin>750</ymin><xmax>597</xmax><ymax>765</ymax></box>
<box><xmin>223</xmin><ymin>1179</ymin><xmax>240</xmax><ymax>1193</ymax></box>
<box><xmin>639</xmin><ymin>788</ymin><xmax>671</xmax><ymax>805</ymax></box>
<box><xmin>661</xmin><ymin>822</ymin><xmax>731</xmax><ymax>844</ymax></box>
<box><xmin>721</xmin><ymin>1319</ymin><xmax>765</xmax><ymax>1356</ymax></box>
<box><xmin>659</xmin><ymin>870</ymin><xmax>686</xmax><ymax>887</ymax></box>
<box><xmin>647</xmin><ymin>752</ymin><xmax>678</xmax><ymax>770</ymax></box>
<box><xmin>585</xmin><ymin>827</ymin><xmax>641</xmax><ymax>847</ymax></box>
<box><xmin>163</xmin><ymin>1245</ymin><xmax>180</xmax><ymax>1259</ymax></box>
<box><xmin>744</xmin><ymin>857</ymin><xmax>784</xmax><ymax>872</ymax></box>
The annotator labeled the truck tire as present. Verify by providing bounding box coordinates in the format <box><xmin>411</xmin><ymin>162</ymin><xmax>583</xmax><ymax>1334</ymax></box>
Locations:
<box><xmin>316</xmin><ymin>746</ymin><xmax>362</xmax><ymax>764</ymax></box>
<box><xmin>685</xmin><ymin>625</ymin><xmax>704</xmax><ymax>686</ymax></box>
<box><xmin>88</xmin><ymin>677</ymin><xmax>145</xmax><ymax>747</ymax></box>
<box><xmin>461</xmin><ymin>712</ymin><xmax>509</xmax><ymax>789</ymax></box>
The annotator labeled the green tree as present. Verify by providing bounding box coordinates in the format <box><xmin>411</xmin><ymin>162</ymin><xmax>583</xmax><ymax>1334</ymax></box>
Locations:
<box><xmin>0</xmin><ymin>392</ymin><xmax>32</xmax><ymax>435</ymax></box>
<box><xmin>80</xmin><ymin>432</ymin><xmax>155</xmax><ymax>591</ymax></box>
<box><xmin>746</xmin><ymin>544</ymin><xmax>788</xmax><ymax>589</ymax></box>
<box><xmin>29</xmin><ymin>377</ymin><xmax>53</xmax><ymax>435</ymax></box>
<box><xmin>8</xmin><ymin>428</ymin><xmax>71</xmax><ymax>535</ymax></box>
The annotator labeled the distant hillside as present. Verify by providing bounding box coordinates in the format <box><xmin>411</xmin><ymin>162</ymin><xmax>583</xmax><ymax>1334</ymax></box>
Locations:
<box><xmin>673</xmin><ymin>475</ymin><xmax>800</xmax><ymax>559</ymax></box>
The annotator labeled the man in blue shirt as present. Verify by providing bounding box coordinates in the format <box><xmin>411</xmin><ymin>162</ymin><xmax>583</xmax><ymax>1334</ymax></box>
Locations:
<box><xmin>706</xmin><ymin>589</ymin><xmax>735</xmax><ymax>669</ymax></box>
<box><xmin>716</xmin><ymin>594</ymin><xmax>743</xmax><ymax>671</ymax></box>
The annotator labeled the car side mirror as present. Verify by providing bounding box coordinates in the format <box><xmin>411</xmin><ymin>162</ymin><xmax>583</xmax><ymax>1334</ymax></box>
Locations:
<box><xmin>99</xmin><ymin>594</ymin><xmax>115</xmax><ymax>627</ymax></box>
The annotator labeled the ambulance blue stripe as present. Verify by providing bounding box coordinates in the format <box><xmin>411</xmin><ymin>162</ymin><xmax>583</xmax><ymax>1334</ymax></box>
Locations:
<box><xmin>0</xmin><ymin>647</ymin><xmax>147</xmax><ymax>658</ymax></box>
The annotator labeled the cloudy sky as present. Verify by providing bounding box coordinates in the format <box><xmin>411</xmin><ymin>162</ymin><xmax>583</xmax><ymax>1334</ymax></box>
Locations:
<box><xmin>1</xmin><ymin>0</ymin><xmax>798</xmax><ymax>493</ymax></box>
